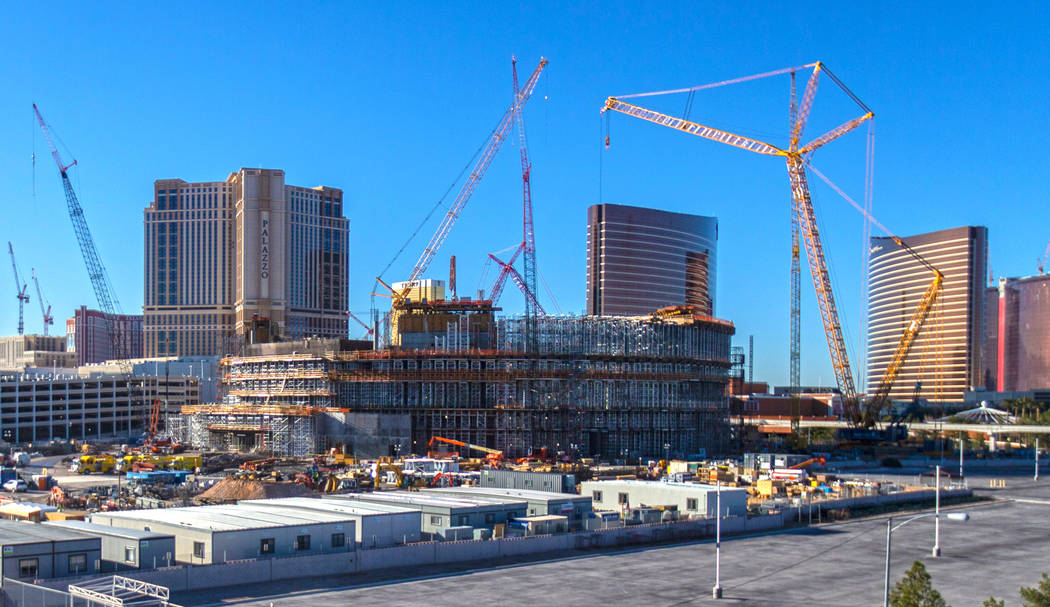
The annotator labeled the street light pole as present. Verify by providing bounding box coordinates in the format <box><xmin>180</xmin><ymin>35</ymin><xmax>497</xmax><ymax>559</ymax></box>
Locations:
<box><xmin>1036</xmin><ymin>438</ymin><xmax>1040</xmax><ymax>482</ymax></box>
<box><xmin>713</xmin><ymin>480</ymin><xmax>723</xmax><ymax>599</ymax></box>
<box><xmin>883</xmin><ymin>518</ymin><xmax>892</xmax><ymax>607</ymax></box>
<box><xmin>958</xmin><ymin>434</ymin><xmax>964</xmax><ymax>479</ymax></box>
<box><xmin>883</xmin><ymin>512</ymin><xmax>969</xmax><ymax>607</ymax></box>
<box><xmin>932</xmin><ymin>465</ymin><xmax>940</xmax><ymax>557</ymax></box>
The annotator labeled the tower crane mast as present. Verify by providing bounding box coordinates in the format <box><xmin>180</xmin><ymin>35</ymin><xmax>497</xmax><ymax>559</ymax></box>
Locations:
<box><xmin>31</xmin><ymin>269</ymin><xmax>53</xmax><ymax>337</ymax></box>
<box><xmin>33</xmin><ymin>104</ymin><xmax>129</xmax><ymax>368</ymax></box>
<box><xmin>7</xmin><ymin>243</ymin><xmax>29</xmax><ymax>336</ymax></box>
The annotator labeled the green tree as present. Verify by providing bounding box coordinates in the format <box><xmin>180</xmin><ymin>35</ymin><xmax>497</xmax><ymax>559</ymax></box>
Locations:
<box><xmin>983</xmin><ymin>598</ymin><xmax>1004</xmax><ymax>607</ymax></box>
<box><xmin>1021</xmin><ymin>572</ymin><xmax>1050</xmax><ymax>607</ymax></box>
<box><xmin>890</xmin><ymin>560</ymin><xmax>948</xmax><ymax>607</ymax></box>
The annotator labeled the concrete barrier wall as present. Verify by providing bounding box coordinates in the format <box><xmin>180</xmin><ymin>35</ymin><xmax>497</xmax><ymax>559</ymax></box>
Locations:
<box><xmin>357</xmin><ymin>542</ymin><xmax>436</xmax><ymax>571</ymax></box>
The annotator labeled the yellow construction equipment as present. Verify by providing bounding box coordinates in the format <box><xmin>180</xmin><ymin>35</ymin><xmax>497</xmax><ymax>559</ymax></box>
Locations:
<box><xmin>70</xmin><ymin>455</ymin><xmax>115</xmax><ymax>474</ymax></box>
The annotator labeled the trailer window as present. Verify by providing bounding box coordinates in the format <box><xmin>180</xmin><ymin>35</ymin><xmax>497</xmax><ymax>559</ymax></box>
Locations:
<box><xmin>687</xmin><ymin>498</ymin><xmax>698</xmax><ymax>511</ymax></box>
<box><xmin>19</xmin><ymin>558</ymin><xmax>37</xmax><ymax>578</ymax></box>
<box><xmin>592</xmin><ymin>491</ymin><xmax>603</xmax><ymax>502</ymax></box>
<box><xmin>260</xmin><ymin>538</ymin><xmax>275</xmax><ymax>554</ymax></box>
<box><xmin>618</xmin><ymin>493</ymin><xmax>629</xmax><ymax>505</ymax></box>
<box><xmin>193</xmin><ymin>542</ymin><xmax>205</xmax><ymax>559</ymax></box>
<box><xmin>331</xmin><ymin>533</ymin><xmax>345</xmax><ymax>548</ymax></box>
<box><xmin>69</xmin><ymin>553</ymin><xmax>87</xmax><ymax>574</ymax></box>
<box><xmin>296</xmin><ymin>535</ymin><xmax>311</xmax><ymax>551</ymax></box>
<box><xmin>124</xmin><ymin>546</ymin><xmax>136</xmax><ymax>563</ymax></box>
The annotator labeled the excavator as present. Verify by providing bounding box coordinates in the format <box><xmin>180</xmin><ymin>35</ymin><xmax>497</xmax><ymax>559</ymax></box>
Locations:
<box><xmin>427</xmin><ymin>436</ymin><xmax>505</xmax><ymax>464</ymax></box>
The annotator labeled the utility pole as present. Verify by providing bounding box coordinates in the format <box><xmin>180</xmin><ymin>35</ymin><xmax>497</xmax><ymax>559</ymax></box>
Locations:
<box><xmin>932</xmin><ymin>465</ymin><xmax>941</xmax><ymax>557</ymax></box>
<box><xmin>713</xmin><ymin>480</ymin><xmax>723</xmax><ymax>599</ymax></box>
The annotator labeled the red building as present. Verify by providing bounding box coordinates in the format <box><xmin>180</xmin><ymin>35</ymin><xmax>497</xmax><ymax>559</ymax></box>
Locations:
<box><xmin>65</xmin><ymin>306</ymin><xmax>144</xmax><ymax>365</ymax></box>
<box><xmin>984</xmin><ymin>275</ymin><xmax>1050</xmax><ymax>391</ymax></box>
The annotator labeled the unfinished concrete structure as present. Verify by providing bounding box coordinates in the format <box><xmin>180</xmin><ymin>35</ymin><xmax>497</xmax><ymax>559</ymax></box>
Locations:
<box><xmin>172</xmin><ymin>305</ymin><xmax>734</xmax><ymax>458</ymax></box>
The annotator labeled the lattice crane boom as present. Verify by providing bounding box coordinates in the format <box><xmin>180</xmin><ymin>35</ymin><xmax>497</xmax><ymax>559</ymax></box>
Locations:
<box><xmin>33</xmin><ymin>104</ymin><xmax>129</xmax><ymax>368</ymax></box>
<box><xmin>7</xmin><ymin>243</ymin><xmax>29</xmax><ymax>336</ymax></box>
<box><xmin>513</xmin><ymin>57</ymin><xmax>540</xmax><ymax>328</ymax></box>
<box><xmin>31</xmin><ymin>269</ymin><xmax>53</xmax><ymax>337</ymax></box>
<box><xmin>602</xmin><ymin>62</ymin><xmax>874</xmax><ymax>423</ymax></box>
<box><xmin>488</xmin><ymin>247</ymin><xmax>523</xmax><ymax>303</ymax></box>
<box><xmin>386</xmin><ymin>58</ymin><xmax>548</xmax><ymax>303</ymax></box>
<box><xmin>488</xmin><ymin>253</ymin><xmax>545</xmax><ymax>314</ymax></box>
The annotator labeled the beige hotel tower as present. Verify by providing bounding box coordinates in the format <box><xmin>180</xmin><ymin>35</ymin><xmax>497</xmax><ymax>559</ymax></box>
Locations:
<box><xmin>143</xmin><ymin>168</ymin><xmax>349</xmax><ymax>357</ymax></box>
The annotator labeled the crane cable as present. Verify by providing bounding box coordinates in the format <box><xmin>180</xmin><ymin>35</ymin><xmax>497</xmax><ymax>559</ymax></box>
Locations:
<box><xmin>372</xmin><ymin>121</ymin><xmax>496</xmax><ymax>287</ymax></box>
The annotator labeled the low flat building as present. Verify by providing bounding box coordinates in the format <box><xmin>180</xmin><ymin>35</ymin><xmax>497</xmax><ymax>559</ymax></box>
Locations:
<box><xmin>328</xmin><ymin>492</ymin><xmax>526</xmax><ymax>539</ymax></box>
<box><xmin>45</xmin><ymin>520</ymin><xmax>175</xmax><ymax>571</ymax></box>
<box><xmin>240</xmin><ymin>497</ymin><xmax>421</xmax><ymax>548</ymax></box>
<box><xmin>580</xmin><ymin>480</ymin><xmax>748</xmax><ymax>518</ymax></box>
<box><xmin>423</xmin><ymin>487</ymin><xmax>592</xmax><ymax>530</ymax></box>
<box><xmin>89</xmin><ymin>504</ymin><xmax>355</xmax><ymax>564</ymax></box>
<box><xmin>0</xmin><ymin>520</ymin><xmax>101</xmax><ymax>584</ymax></box>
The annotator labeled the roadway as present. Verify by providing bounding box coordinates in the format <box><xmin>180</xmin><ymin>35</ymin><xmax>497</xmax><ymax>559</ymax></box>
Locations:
<box><xmin>758</xmin><ymin>417</ymin><xmax>1050</xmax><ymax>434</ymax></box>
<box><xmin>179</xmin><ymin>472</ymin><xmax>1050</xmax><ymax>607</ymax></box>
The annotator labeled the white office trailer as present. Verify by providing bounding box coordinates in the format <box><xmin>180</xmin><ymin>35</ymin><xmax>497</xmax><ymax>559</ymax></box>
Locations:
<box><xmin>45</xmin><ymin>520</ymin><xmax>176</xmax><ymax>570</ymax></box>
<box><xmin>0</xmin><ymin>520</ymin><xmax>101</xmax><ymax>584</ymax></box>
<box><xmin>89</xmin><ymin>504</ymin><xmax>356</xmax><ymax>564</ymax></box>
<box><xmin>239</xmin><ymin>497</ymin><xmax>421</xmax><ymax>548</ymax></box>
<box><xmin>328</xmin><ymin>492</ymin><xmax>527</xmax><ymax>539</ymax></box>
<box><xmin>423</xmin><ymin>487</ymin><xmax>593</xmax><ymax>530</ymax></box>
<box><xmin>478</xmin><ymin>469</ymin><xmax>576</xmax><ymax>493</ymax></box>
<box><xmin>580</xmin><ymin>480</ymin><xmax>748</xmax><ymax>519</ymax></box>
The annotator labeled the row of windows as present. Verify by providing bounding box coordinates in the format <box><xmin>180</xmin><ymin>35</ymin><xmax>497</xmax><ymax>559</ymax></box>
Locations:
<box><xmin>18</xmin><ymin>553</ymin><xmax>87</xmax><ymax>578</ymax></box>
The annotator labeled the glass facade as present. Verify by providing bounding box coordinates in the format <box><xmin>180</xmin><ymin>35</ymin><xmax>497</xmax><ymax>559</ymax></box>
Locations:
<box><xmin>586</xmin><ymin>203</ymin><xmax>718</xmax><ymax>317</ymax></box>
<box><xmin>866</xmin><ymin>226</ymin><xmax>987</xmax><ymax>402</ymax></box>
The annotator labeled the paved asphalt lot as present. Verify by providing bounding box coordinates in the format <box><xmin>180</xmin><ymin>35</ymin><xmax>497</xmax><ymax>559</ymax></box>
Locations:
<box><xmin>179</xmin><ymin>471</ymin><xmax>1050</xmax><ymax>607</ymax></box>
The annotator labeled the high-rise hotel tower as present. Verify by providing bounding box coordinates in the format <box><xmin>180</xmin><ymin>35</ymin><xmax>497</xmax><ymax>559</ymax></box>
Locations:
<box><xmin>867</xmin><ymin>226</ymin><xmax>987</xmax><ymax>402</ymax></box>
<box><xmin>144</xmin><ymin>168</ymin><xmax>349</xmax><ymax>357</ymax></box>
<box><xmin>586</xmin><ymin>203</ymin><xmax>718</xmax><ymax>317</ymax></box>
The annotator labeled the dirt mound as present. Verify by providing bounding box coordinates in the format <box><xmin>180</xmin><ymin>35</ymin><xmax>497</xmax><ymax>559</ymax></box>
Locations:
<box><xmin>196</xmin><ymin>477</ymin><xmax>313</xmax><ymax>503</ymax></box>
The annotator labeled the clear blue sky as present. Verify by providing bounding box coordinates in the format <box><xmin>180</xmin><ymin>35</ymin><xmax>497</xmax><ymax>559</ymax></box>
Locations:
<box><xmin>0</xmin><ymin>2</ymin><xmax>1046</xmax><ymax>386</ymax></box>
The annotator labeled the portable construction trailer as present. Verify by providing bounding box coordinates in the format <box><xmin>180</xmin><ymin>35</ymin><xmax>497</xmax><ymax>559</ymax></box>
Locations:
<box><xmin>329</xmin><ymin>492</ymin><xmax>526</xmax><ymax>539</ymax></box>
<box><xmin>0</xmin><ymin>520</ymin><xmax>101</xmax><ymax>584</ymax></box>
<box><xmin>89</xmin><ymin>504</ymin><xmax>355</xmax><ymax>564</ymax></box>
<box><xmin>580</xmin><ymin>480</ymin><xmax>748</xmax><ymax>519</ymax></box>
<box><xmin>45</xmin><ymin>520</ymin><xmax>176</xmax><ymax>571</ymax></box>
<box><xmin>240</xmin><ymin>497</ymin><xmax>421</xmax><ymax>548</ymax></box>
<box><xmin>423</xmin><ymin>486</ymin><xmax>593</xmax><ymax>530</ymax></box>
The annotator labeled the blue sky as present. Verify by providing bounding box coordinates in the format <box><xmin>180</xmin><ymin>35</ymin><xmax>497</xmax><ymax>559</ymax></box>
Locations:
<box><xmin>0</xmin><ymin>2</ymin><xmax>1047</xmax><ymax>386</ymax></box>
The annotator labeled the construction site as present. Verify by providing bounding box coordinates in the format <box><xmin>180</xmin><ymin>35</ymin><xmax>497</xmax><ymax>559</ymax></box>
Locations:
<box><xmin>169</xmin><ymin>304</ymin><xmax>736</xmax><ymax>459</ymax></box>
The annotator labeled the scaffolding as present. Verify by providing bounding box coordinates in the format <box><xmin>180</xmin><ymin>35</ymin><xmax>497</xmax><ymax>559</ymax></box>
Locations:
<box><xmin>178</xmin><ymin>403</ymin><xmax>319</xmax><ymax>456</ymax></box>
<box><xmin>175</xmin><ymin>310</ymin><xmax>735</xmax><ymax>458</ymax></box>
